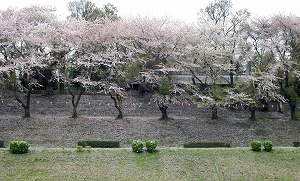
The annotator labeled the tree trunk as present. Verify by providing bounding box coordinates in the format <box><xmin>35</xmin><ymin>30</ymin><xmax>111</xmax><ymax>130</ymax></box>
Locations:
<box><xmin>71</xmin><ymin>105</ymin><xmax>78</xmax><ymax>118</ymax></box>
<box><xmin>290</xmin><ymin>101</ymin><xmax>297</xmax><ymax>121</ymax></box>
<box><xmin>24</xmin><ymin>106</ymin><xmax>30</xmax><ymax>118</ymax></box>
<box><xmin>211</xmin><ymin>106</ymin><xmax>218</xmax><ymax>120</ymax></box>
<box><xmin>13</xmin><ymin>84</ymin><xmax>31</xmax><ymax>118</ymax></box>
<box><xmin>229</xmin><ymin>59</ymin><xmax>234</xmax><ymax>87</ymax></box>
<box><xmin>44</xmin><ymin>68</ymin><xmax>54</xmax><ymax>95</ymax></box>
<box><xmin>229</xmin><ymin>72</ymin><xmax>234</xmax><ymax>87</ymax></box>
<box><xmin>159</xmin><ymin>106</ymin><xmax>168</xmax><ymax>120</ymax></box>
<box><xmin>68</xmin><ymin>87</ymin><xmax>85</xmax><ymax>119</ymax></box>
<box><xmin>24</xmin><ymin>88</ymin><xmax>31</xmax><ymax>118</ymax></box>
<box><xmin>116</xmin><ymin>109</ymin><xmax>123</xmax><ymax>119</ymax></box>
<box><xmin>109</xmin><ymin>92</ymin><xmax>124</xmax><ymax>119</ymax></box>
<box><xmin>285</xmin><ymin>71</ymin><xmax>289</xmax><ymax>88</ymax></box>
<box><xmin>45</xmin><ymin>81</ymin><xmax>54</xmax><ymax>95</ymax></box>
<box><xmin>250</xmin><ymin>107</ymin><xmax>256</xmax><ymax>121</ymax></box>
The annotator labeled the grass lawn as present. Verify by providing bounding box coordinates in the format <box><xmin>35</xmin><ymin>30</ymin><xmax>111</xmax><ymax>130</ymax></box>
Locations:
<box><xmin>0</xmin><ymin>148</ymin><xmax>299</xmax><ymax>180</ymax></box>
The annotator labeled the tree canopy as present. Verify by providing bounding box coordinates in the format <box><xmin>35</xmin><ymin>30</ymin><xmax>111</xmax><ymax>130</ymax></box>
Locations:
<box><xmin>0</xmin><ymin>0</ymin><xmax>300</xmax><ymax>120</ymax></box>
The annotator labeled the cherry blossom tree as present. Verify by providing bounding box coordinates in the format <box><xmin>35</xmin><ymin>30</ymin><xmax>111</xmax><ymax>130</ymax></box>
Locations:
<box><xmin>268</xmin><ymin>15</ymin><xmax>300</xmax><ymax>120</ymax></box>
<box><xmin>50</xmin><ymin>18</ymin><xmax>136</xmax><ymax>118</ymax></box>
<box><xmin>90</xmin><ymin>19</ymin><xmax>140</xmax><ymax>119</ymax></box>
<box><xmin>0</xmin><ymin>6</ymin><xmax>58</xmax><ymax>118</ymax></box>
<box><xmin>126</xmin><ymin>17</ymin><xmax>193</xmax><ymax>120</ymax></box>
<box><xmin>50</xmin><ymin>19</ymin><xmax>107</xmax><ymax>118</ymax></box>
<box><xmin>229</xmin><ymin>17</ymin><xmax>286</xmax><ymax>120</ymax></box>
<box><xmin>198</xmin><ymin>0</ymin><xmax>250</xmax><ymax>86</ymax></box>
<box><xmin>182</xmin><ymin>22</ymin><xmax>242</xmax><ymax>119</ymax></box>
<box><xmin>183</xmin><ymin>0</ymin><xmax>250</xmax><ymax>119</ymax></box>
<box><xmin>223</xmin><ymin>15</ymin><xmax>299</xmax><ymax>120</ymax></box>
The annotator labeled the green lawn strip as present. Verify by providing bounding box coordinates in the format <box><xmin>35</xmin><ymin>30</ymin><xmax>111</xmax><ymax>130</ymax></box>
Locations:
<box><xmin>0</xmin><ymin>148</ymin><xmax>299</xmax><ymax>180</ymax></box>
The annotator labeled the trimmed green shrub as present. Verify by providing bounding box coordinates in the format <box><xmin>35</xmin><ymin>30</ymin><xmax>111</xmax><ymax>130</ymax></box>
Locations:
<box><xmin>9</xmin><ymin>141</ymin><xmax>29</xmax><ymax>154</ymax></box>
<box><xmin>183</xmin><ymin>142</ymin><xmax>231</xmax><ymax>148</ymax></box>
<box><xmin>76</xmin><ymin>146</ymin><xmax>83</xmax><ymax>152</ymax></box>
<box><xmin>78</xmin><ymin>141</ymin><xmax>120</xmax><ymax>148</ymax></box>
<box><xmin>146</xmin><ymin>140</ymin><xmax>157</xmax><ymax>153</ymax></box>
<box><xmin>132</xmin><ymin>140</ymin><xmax>144</xmax><ymax>153</ymax></box>
<box><xmin>85</xmin><ymin>146</ymin><xmax>91</xmax><ymax>151</ymax></box>
<box><xmin>251</xmin><ymin>140</ymin><xmax>262</xmax><ymax>152</ymax></box>
<box><xmin>0</xmin><ymin>140</ymin><xmax>4</xmax><ymax>148</ymax></box>
<box><xmin>263</xmin><ymin>140</ymin><xmax>273</xmax><ymax>152</ymax></box>
<box><xmin>292</xmin><ymin>142</ymin><xmax>299</xmax><ymax>147</ymax></box>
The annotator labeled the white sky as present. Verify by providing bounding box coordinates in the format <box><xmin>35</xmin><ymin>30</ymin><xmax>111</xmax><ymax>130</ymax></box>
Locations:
<box><xmin>1</xmin><ymin>0</ymin><xmax>300</xmax><ymax>23</ymax></box>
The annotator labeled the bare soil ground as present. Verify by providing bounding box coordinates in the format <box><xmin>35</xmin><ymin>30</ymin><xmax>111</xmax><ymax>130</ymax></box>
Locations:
<box><xmin>0</xmin><ymin>89</ymin><xmax>299</xmax><ymax>148</ymax></box>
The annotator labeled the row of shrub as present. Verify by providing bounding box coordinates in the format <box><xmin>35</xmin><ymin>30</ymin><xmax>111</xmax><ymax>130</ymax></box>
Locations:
<box><xmin>183</xmin><ymin>142</ymin><xmax>231</xmax><ymax>148</ymax></box>
<box><xmin>293</xmin><ymin>141</ymin><xmax>300</xmax><ymax>147</ymax></box>
<box><xmin>77</xmin><ymin>141</ymin><xmax>120</xmax><ymax>148</ymax></box>
<box><xmin>77</xmin><ymin>140</ymin><xmax>158</xmax><ymax>153</ymax></box>
<box><xmin>132</xmin><ymin>140</ymin><xmax>157</xmax><ymax>153</ymax></box>
<box><xmin>3</xmin><ymin>140</ymin><xmax>299</xmax><ymax>155</ymax></box>
<box><xmin>251</xmin><ymin>140</ymin><xmax>273</xmax><ymax>152</ymax></box>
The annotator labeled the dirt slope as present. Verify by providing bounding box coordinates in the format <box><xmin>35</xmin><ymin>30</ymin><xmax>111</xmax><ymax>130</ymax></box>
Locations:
<box><xmin>0</xmin><ymin>90</ymin><xmax>299</xmax><ymax>147</ymax></box>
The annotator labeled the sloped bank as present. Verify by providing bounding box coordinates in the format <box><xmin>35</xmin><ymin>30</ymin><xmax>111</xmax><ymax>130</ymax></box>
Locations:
<box><xmin>0</xmin><ymin>93</ymin><xmax>299</xmax><ymax>147</ymax></box>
